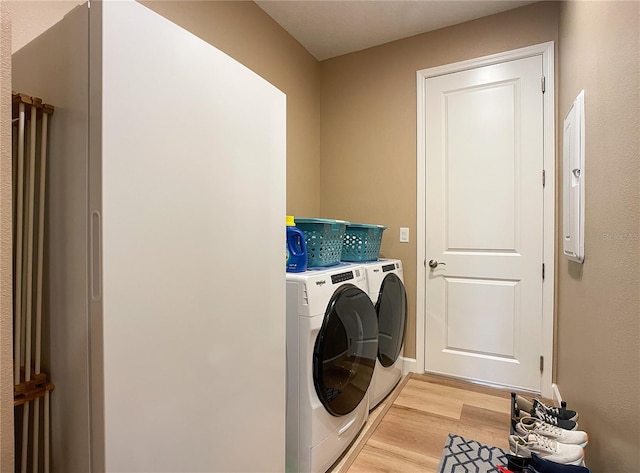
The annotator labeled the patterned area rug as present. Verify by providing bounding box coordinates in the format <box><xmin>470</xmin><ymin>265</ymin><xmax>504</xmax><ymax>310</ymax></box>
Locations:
<box><xmin>437</xmin><ymin>433</ymin><xmax>510</xmax><ymax>473</ymax></box>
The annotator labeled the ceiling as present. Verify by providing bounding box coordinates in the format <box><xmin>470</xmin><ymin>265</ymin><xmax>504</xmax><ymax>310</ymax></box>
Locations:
<box><xmin>255</xmin><ymin>0</ymin><xmax>536</xmax><ymax>61</ymax></box>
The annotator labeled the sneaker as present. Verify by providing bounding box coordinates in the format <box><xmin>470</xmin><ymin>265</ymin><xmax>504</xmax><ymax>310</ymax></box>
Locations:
<box><xmin>533</xmin><ymin>399</ymin><xmax>579</xmax><ymax>422</ymax></box>
<box><xmin>514</xmin><ymin>394</ymin><xmax>579</xmax><ymax>422</ymax></box>
<box><xmin>529</xmin><ymin>453</ymin><xmax>591</xmax><ymax>472</ymax></box>
<box><xmin>515</xmin><ymin>416</ymin><xmax>589</xmax><ymax>447</ymax></box>
<box><xmin>532</xmin><ymin>405</ymin><xmax>578</xmax><ymax>431</ymax></box>
<box><xmin>508</xmin><ymin>433</ymin><xmax>584</xmax><ymax>466</ymax></box>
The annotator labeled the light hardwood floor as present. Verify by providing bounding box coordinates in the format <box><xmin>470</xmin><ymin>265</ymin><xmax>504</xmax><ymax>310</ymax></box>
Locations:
<box><xmin>330</xmin><ymin>373</ymin><xmax>515</xmax><ymax>473</ymax></box>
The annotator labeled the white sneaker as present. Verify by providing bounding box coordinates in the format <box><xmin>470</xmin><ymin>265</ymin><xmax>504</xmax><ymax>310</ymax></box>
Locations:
<box><xmin>515</xmin><ymin>416</ymin><xmax>589</xmax><ymax>447</ymax></box>
<box><xmin>508</xmin><ymin>433</ymin><xmax>585</xmax><ymax>466</ymax></box>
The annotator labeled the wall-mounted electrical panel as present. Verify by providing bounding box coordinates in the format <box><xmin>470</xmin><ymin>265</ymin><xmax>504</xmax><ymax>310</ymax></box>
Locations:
<box><xmin>563</xmin><ymin>90</ymin><xmax>585</xmax><ymax>263</ymax></box>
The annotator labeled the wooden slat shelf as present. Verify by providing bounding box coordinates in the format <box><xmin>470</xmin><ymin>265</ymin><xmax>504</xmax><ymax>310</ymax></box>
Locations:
<box><xmin>14</xmin><ymin>367</ymin><xmax>55</xmax><ymax>407</ymax></box>
<box><xmin>12</xmin><ymin>88</ymin><xmax>56</xmax><ymax>470</ymax></box>
<box><xmin>11</xmin><ymin>91</ymin><xmax>55</xmax><ymax>119</ymax></box>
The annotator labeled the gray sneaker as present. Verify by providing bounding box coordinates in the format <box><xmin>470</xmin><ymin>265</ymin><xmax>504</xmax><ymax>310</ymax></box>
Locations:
<box><xmin>509</xmin><ymin>433</ymin><xmax>584</xmax><ymax>466</ymax></box>
<box><xmin>515</xmin><ymin>416</ymin><xmax>589</xmax><ymax>447</ymax></box>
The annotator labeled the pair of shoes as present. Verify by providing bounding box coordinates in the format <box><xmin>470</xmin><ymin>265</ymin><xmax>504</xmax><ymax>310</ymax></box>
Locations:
<box><xmin>514</xmin><ymin>416</ymin><xmax>588</xmax><ymax>447</ymax></box>
<box><xmin>533</xmin><ymin>398</ymin><xmax>579</xmax><ymax>422</ymax></box>
<box><xmin>527</xmin><ymin>453</ymin><xmax>591</xmax><ymax>472</ymax></box>
<box><xmin>513</xmin><ymin>394</ymin><xmax>579</xmax><ymax>421</ymax></box>
<box><xmin>513</xmin><ymin>393</ymin><xmax>579</xmax><ymax>431</ymax></box>
<box><xmin>508</xmin><ymin>433</ymin><xmax>584</xmax><ymax>466</ymax></box>
<box><xmin>505</xmin><ymin>453</ymin><xmax>591</xmax><ymax>473</ymax></box>
<box><xmin>532</xmin><ymin>405</ymin><xmax>578</xmax><ymax>431</ymax></box>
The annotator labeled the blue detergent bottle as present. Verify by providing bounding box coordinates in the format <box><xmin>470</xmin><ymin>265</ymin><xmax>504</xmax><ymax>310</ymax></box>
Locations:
<box><xmin>286</xmin><ymin>216</ymin><xmax>307</xmax><ymax>273</ymax></box>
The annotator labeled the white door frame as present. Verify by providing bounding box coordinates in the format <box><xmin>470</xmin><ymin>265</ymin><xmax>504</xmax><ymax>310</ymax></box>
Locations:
<box><xmin>415</xmin><ymin>42</ymin><xmax>555</xmax><ymax>397</ymax></box>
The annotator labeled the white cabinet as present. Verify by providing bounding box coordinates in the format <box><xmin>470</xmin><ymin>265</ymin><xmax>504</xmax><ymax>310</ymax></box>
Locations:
<box><xmin>563</xmin><ymin>90</ymin><xmax>585</xmax><ymax>263</ymax></box>
<box><xmin>13</xmin><ymin>2</ymin><xmax>286</xmax><ymax>471</ymax></box>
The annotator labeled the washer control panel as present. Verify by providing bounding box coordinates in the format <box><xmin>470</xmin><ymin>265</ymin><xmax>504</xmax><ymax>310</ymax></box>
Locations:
<box><xmin>331</xmin><ymin>270</ymin><xmax>355</xmax><ymax>284</ymax></box>
<box><xmin>382</xmin><ymin>263</ymin><xmax>396</xmax><ymax>272</ymax></box>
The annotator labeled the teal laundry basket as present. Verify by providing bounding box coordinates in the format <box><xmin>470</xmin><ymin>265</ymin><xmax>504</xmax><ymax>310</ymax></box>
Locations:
<box><xmin>341</xmin><ymin>223</ymin><xmax>387</xmax><ymax>262</ymax></box>
<box><xmin>295</xmin><ymin>218</ymin><xmax>349</xmax><ymax>267</ymax></box>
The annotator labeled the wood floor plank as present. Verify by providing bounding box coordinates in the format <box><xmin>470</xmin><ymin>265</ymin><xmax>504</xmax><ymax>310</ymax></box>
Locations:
<box><xmin>394</xmin><ymin>378</ymin><xmax>510</xmax><ymax>416</ymax></box>
<box><xmin>460</xmin><ymin>404</ymin><xmax>511</xmax><ymax>431</ymax></box>
<box><xmin>366</xmin><ymin>406</ymin><xmax>463</xmax><ymax>460</ymax></box>
<box><xmin>459</xmin><ymin>390</ymin><xmax>511</xmax><ymax>414</ymax></box>
<box><xmin>392</xmin><ymin>379</ymin><xmax>464</xmax><ymax>419</ymax></box>
<box><xmin>348</xmin><ymin>442</ymin><xmax>440</xmax><ymax>473</ymax></box>
<box><xmin>451</xmin><ymin>405</ymin><xmax>511</xmax><ymax>451</ymax></box>
<box><xmin>342</xmin><ymin>373</ymin><xmax>513</xmax><ymax>473</ymax></box>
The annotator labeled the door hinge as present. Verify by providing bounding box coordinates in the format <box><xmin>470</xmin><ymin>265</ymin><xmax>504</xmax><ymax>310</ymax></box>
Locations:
<box><xmin>542</xmin><ymin>170</ymin><xmax>546</xmax><ymax>187</ymax></box>
<box><xmin>541</xmin><ymin>76</ymin><xmax>546</xmax><ymax>93</ymax></box>
<box><xmin>542</xmin><ymin>263</ymin><xmax>545</xmax><ymax>280</ymax></box>
<box><xmin>540</xmin><ymin>355</ymin><xmax>544</xmax><ymax>372</ymax></box>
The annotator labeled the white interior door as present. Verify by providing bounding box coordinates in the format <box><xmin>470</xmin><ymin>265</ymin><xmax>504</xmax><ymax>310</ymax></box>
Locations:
<box><xmin>425</xmin><ymin>55</ymin><xmax>544</xmax><ymax>391</ymax></box>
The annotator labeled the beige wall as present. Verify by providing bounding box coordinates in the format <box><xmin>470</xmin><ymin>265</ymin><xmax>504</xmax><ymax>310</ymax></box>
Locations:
<box><xmin>11</xmin><ymin>0</ymin><xmax>83</xmax><ymax>52</ymax></box>
<box><xmin>320</xmin><ymin>1</ymin><xmax>560</xmax><ymax>358</ymax></box>
<box><xmin>557</xmin><ymin>2</ymin><xmax>640</xmax><ymax>471</ymax></box>
<box><xmin>1</xmin><ymin>3</ymin><xmax>14</xmax><ymax>470</ymax></box>
<box><xmin>142</xmin><ymin>1</ymin><xmax>321</xmax><ymax>218</ymax></box>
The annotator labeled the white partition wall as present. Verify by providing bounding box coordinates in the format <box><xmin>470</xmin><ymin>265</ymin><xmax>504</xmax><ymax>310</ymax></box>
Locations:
<box><xmin>13</xmin><ymin>1</ymin><xmax>286</xmax><ymax>471</ymax></box>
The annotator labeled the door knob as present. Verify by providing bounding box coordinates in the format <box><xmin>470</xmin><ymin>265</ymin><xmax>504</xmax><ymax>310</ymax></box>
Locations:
<box><xmin>428</xmin><ymin>259</ymin><xmax>446</xmax><ymax>269</ymax></box>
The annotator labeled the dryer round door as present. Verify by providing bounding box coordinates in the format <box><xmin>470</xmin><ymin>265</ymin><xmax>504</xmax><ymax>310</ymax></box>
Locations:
<box><xmin>313</xmin><ymin>284</ymin><xmax>378</xmax><ymax>417</ymax></box>
<box><xmin>376</xmin><ymin>273</ymin><xmax>407</xmax><ymax>368</ymax></box>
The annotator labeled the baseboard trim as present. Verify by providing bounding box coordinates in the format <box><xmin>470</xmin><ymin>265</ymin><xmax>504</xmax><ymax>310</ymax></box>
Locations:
<box><xmin>401</xmin><ymin>356</ymin><xmax>417</xmax><ymax>374</ymax></box>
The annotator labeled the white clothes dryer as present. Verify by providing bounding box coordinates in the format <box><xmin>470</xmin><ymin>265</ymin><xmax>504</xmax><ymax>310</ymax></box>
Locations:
<box><xmin>361</xmin><ymin>259</ymin><xmax>407</xmax><ymax>410</ymax></box>
<box><xmin>286</xmin><ymin>264</ymin><xmax>378</xmax><ymax>473</ymax></box>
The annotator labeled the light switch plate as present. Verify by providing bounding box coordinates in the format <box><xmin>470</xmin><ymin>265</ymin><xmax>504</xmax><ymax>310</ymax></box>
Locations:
<box><xmin>400</xmin><ymin>227</ymin><xmax>409</xmax><ymax>243</ymax></box>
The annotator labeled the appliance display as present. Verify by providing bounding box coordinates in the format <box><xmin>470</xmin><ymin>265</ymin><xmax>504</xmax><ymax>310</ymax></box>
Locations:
<box><xmin>286</xmin><ymin>264</ymin><xmax>378</xmax><ymax>473</ymax></box>
<box><xmin>361</xmin><ymin>259</ymin><xmax>407</xmax><ymax>410</ymax></box>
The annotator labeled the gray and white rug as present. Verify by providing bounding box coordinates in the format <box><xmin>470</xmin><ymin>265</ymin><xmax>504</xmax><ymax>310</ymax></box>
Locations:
<box><xmin>437</xmin><ymin>433</ymin><xmax>510</xmax><ymax>473</ymax></box>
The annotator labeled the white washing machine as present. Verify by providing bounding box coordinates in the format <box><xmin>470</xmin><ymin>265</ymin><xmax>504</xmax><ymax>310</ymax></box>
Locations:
<box><xmin>286</xmin><ymin>264</ymin><xmax>379</xmax><ymax>473</ymax></box>
<box><xmin>361</xmin><ymin>259</ymin><xmax>407</xmax><ymax>410</ymax></box>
